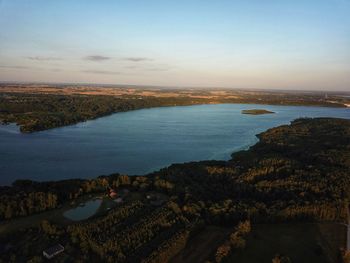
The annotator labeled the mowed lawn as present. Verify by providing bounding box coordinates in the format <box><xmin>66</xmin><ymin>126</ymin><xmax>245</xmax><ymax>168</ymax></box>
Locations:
<box><xmin>227</xmin><ymin>223</ymin><xmax>346</xmax><ymax>263</ymax></box>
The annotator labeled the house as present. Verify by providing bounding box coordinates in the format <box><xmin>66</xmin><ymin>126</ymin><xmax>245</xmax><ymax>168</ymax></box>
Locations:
<box><xmin>43</xmin><ymin>244</ymin><xmax>64</xmax><ymax>259</ymax></box>
<box><xmin>109</xmin><ymin>189</ymin><xmax>118</xmax><ymax>198</ymax></box>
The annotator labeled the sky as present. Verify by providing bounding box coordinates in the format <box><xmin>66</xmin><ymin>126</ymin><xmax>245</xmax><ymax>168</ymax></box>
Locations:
<box><xmin>0</xmin><ymin>0</ymin><xmax>349</xmax><ymax>91</ymax></box>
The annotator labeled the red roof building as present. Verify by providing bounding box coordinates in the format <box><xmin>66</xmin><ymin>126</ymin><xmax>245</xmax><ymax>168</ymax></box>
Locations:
<box><xmin>109</xmin><ymin>189</ymin><xmax>118</xmax><ymax>198</ymax></box>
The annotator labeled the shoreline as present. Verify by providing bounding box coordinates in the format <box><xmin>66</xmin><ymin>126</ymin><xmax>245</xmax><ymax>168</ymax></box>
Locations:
<box><xmin>1</xmin><ymin>117</ymin><xmax>349</xmax><ymax>262</ymax></box>
<box><xmin>1</xmin><ymin>100</ymin><xmax>348</xmax><ymax>134</ymax></box>
<box><xmin>0</xmin><ymin>116</ymin><xmax>348</xmax><ymax>187</ymax></box>
<box><xmin>1</xmin><ymin>87</ymin><xmax>348</xmax><ymax>133</ymax></box>
<box><xmin>0</xmin><ymin>103</ymin><xmax>349</xmax><ymax>185</ymax></box>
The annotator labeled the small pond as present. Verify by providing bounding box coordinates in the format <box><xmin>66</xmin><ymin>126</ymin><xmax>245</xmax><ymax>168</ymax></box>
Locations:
<box><xmin>63</xmin><ymin>199</ymin><xmax>102</xmax><ymax>221</ymax></box>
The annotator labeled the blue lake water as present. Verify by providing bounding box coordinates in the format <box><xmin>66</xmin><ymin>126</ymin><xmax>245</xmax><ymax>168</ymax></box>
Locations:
<box><xmin>0</xmin><ymin>104</ymin><xmax>349</xmax><ymax>185</ymax></box>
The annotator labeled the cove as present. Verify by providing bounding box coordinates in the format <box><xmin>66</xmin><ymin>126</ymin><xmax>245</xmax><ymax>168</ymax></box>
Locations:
<box><xmin>0</xmin><ymin>103</ymin><xmax>349</xmax><ymax>185</ymax></box>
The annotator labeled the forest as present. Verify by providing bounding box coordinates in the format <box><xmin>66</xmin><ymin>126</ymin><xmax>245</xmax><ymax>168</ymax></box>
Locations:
<box><xmin>0</xmin><ymin>92</ymin><xmax>210</xmax><ymax>132</ymax></box>
<box><xmin>0</xmin><ymin>117</ymin><xmax>349</xmax><ymax>262</ymax></box>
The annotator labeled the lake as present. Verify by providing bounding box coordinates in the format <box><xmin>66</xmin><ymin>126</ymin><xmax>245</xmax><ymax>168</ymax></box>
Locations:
<box><xmin>0</xmin><ymin>104</ymin><xmax>349</xmax><ymax>185</ymax></box>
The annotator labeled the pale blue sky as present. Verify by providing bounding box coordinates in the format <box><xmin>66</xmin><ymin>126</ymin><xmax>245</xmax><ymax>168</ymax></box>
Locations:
<box><xmin>0</xmin><ymin>0</ymin><xmax>349</xmax><ymax>90</ymax></box>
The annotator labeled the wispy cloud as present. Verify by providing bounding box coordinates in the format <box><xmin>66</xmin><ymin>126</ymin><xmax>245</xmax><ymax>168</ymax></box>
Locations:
<box><xmin>145</xmin><ymin>66</ymin><xmax>171</xmax><ymax>71</ymax></box>
<box><xmin>0</xmin><ymin>65</ymin><xmax>59</xmax><ymax>71</ymax></box>
<box><xmin>82</xmin><ymin>70</ymin><xmax>120</xmax><ymax>75</ymax></box>
<box><xmin>0</xmin><ymin>65</ymin><xmax>31</xmax><ymax>69</ymax></box>
<box><xmin>125</xmin><ymin>65</ymin><xmax>138</xmax><ymax>69</ymax></box>
<box><xmin>84</xmin><ymin>55</ymin><xmax>111</xmax><ymax>62</ymax></box>
<box><xmin>83</xmin><ymin>55</ymin><xmax>153</xmax><ymax>62</ymax></box>
<box><xmin>26</xmin><ymin>56</ymin><xmax>62</xmax><ymax>61</ymax></box>
<box><xmin>123</xmin><ymin>57</ymin><xmax>153</xmax><ymax>62</ymax></box>
<box><xmin>124</xmin><ymin>64</ymin><xmax>172</xmax><ymax>71</ymax></box>
<box><xmin>50</xmin><ymin>68</ymin><xmax>63</xmax><ymax>72</ymax></box>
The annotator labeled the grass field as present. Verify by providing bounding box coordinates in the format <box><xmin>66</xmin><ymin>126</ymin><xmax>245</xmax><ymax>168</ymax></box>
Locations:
<box><xmin>169</xmin><ymin>223</ymin><xmax>346</xmax><ymax>263</ymax></box>
<box><xmin>170</xmin><ymin>226</ymin><xmax>234</xmax><ymax>263</ymax></box>
<box><xmin>0</xmin><ymin>190</ymin><xmax>162</xmax><ymax>236</ymax></box>
<box><xmin>226</xmin><ymin>223</ymin><xmax>346</xmax><ymax>263</ymax></box>
<box><xmin>0</xmin><ymin>194</ymin><xmax>105</xmax><ymax>235</ymax></box>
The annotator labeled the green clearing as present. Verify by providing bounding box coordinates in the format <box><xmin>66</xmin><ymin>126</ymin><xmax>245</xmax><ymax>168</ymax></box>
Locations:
<box><xmin>226</xmin><ymin>223</ymin><xmax>346</xmax><ymax>263</ymax></box>
<box><xmin>0</xmin><ymin>194</ymin><xmax>105</xmax><ymax>235</ymax></box>
<box><xmin>170</xmin><ymin>226</ymin><xmax>234</xmax><ymax>263</ymax></box>
<box><xmin>0</xmin><ymin>190</ymin><xmax>163</xmax><ymax>236</ymax></box>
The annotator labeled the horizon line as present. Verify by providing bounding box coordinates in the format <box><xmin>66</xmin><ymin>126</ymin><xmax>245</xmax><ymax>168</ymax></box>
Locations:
<box><xmin>0</xmin><ymin>80</ymin><xmax>349</xmax><ymax>94</ymax></box>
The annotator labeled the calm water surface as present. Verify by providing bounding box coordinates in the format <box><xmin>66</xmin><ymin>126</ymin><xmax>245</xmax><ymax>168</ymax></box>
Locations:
<box><xmin>63</xmin><ymin>199</ymin><xmax>102</xmax><ymax>221</ymax></box>
<box><xmin>0</xmin><ymin>104</ymin><xmax>349</xmax><ymax>185</ymax></box>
